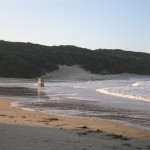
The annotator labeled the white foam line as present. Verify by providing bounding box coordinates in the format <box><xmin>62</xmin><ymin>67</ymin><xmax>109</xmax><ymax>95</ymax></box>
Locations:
<box><xmin>96</xmin><ymin>88</ymin><xmax>150</xmax><ymax>102</ymax></box>
<box><xmin>10</xmin><ymin>101</ymin><xmax>19</xmax><ymax>108</ymax></box>
<box><xmin>73</xmin><ymin>86</ymin><xmax>88</xmax><ymax>89</ymax></box>
<box><xmin>132</xmin><ymin>82</ymin><xmax>143</xmax><ymax>87</ymax></box>
<box><xmin>10</xmin><ymin>101</ymin><xmax>36</xmax><ymax>112</ymax></box>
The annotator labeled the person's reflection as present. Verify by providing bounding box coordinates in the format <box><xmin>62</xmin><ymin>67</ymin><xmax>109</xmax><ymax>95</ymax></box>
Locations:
<box><xmin>38</xmin><ymin>85</ymin><xmax>41</xmax><ymax>98</ymax></box>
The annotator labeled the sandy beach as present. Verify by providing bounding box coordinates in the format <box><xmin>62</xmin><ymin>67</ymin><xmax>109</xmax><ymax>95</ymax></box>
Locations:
<box><xmin>0</xmin><ymin>67</ymin><xmax>150</xmax><ymax>149</ymax></box>
<box><xmin>0</xmin><ymin>98</ymin><xmax>150</xmax><ymax>150</ymax></box>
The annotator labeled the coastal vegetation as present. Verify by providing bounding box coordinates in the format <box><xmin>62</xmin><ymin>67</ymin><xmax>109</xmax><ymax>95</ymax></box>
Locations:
<box><xmin>0</xmin><ymin>40</ymin><xmax>150</xmax><ymax>78</ymax></box>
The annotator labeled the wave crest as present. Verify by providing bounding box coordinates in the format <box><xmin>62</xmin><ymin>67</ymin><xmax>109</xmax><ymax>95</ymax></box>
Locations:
<box><xmin>96</xmin><ymin>88</ymin><xmax>150</xmax><ymax>102</ymax></box>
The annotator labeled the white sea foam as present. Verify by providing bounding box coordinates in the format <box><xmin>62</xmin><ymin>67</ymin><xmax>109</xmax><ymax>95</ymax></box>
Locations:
<box><xmin>73</xmin><ymin>85</ymin><xmax>87</xmax><ymax>89</ymax></box>
<box><xmin>96</xmin><ymin>88</ymin><xmax>150</xmax><ymax>102</ymax></box>
<box><xmin>11</xmin><ymin>101</ymin><xmax>36</xmax><ymax>112</ymax></box>
<box><xmin>132</xmin><ymin>82</ymin><xmax>143</xmax><ymax>87</ymax></box>
<box><xmin>10</xmin><ymin>101</ymin><xmax>19</xmax><ymax>108</ymax></box>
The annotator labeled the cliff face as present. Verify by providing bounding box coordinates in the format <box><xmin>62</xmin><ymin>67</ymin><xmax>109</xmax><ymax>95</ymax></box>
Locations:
<box><xmin>0</xmin><ymin>40</ymin><xmax>150</xmax><ymax>78</ymax></box>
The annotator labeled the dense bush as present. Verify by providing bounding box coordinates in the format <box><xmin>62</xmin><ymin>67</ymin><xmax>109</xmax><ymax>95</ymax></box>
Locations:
<box><xmin>0</xmin><ymin>40</ymin><xmax>150</xmax><ymax>78</ymax></box>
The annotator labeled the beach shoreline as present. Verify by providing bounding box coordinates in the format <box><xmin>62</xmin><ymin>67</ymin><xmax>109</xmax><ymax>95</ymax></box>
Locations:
<box><xmin>0</xmin><ymin>98</ymin><xmax>149</xmax><ymax>140</ymax></box>
<box><xmin>1</xmin><ymin>98</ymin><xmax>150</xmax><ymax>150</ymax></box>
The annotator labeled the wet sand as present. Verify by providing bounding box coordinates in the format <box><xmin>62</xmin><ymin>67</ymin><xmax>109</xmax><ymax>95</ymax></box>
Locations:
<box><xmin>0</xmin><ymin>98</ymin><xmax>150</xmax><ymax>150</ymax></box>
<box><xmin>0</xmin><ymin>124</ymin><xmax>150</xmax><ymax>150</ymax></box>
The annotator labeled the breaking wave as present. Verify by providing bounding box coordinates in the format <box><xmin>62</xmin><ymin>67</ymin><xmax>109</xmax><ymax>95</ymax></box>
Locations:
<box><xmin>96</xmin><ymin>87</ymin><xmax>150</xmax><ymax>102</ymax></box>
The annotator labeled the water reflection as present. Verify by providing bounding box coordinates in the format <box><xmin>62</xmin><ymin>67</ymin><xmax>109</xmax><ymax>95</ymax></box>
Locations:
<box><xmin>0</xmin><ymin>86</ymin><xmax>48</xmax><ymax>100</ymax></box>
<box><xmin>38</xmin><ymin>85</ymin><xmax>41</xmax><ymax>98</ymax></box>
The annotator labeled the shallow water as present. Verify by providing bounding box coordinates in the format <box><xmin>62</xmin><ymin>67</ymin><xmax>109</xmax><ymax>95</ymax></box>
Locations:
<box><xmin>0</xmin><ymin>77</ymin><xmax>150</xmax><ymax>131</ymax></box>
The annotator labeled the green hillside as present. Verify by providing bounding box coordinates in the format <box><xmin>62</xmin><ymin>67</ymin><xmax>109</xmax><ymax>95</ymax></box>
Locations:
<box><xmin>0</xmin><ymin>40</ymin><xmax>150</xmax><ymax>78</ymax></box>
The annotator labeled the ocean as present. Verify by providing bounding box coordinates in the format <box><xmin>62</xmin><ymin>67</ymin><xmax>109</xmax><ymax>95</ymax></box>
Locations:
<box><xmin>0</xmin><ymin>76</ymin><xmax>150</xmax><ymax>131</ymax></box>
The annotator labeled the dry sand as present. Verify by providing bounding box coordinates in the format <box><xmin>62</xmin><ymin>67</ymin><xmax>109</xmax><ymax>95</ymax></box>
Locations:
<box><xmin>0</xmin><ymin>98</ymin><xmax>150</xmax><ymax>150</ymax></box>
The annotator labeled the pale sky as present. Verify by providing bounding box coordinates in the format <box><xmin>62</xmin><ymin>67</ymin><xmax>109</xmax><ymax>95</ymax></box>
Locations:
<box><xmin>0</xmin><ymin>0</ymin><xmax>150</xmax><ymax>53</ymax></box>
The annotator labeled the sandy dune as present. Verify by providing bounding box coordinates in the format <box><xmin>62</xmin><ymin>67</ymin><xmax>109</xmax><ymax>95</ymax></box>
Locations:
<box><xmin>43</xmin><ymin>65</ymin><xmax>149</xmax><ymax>81</ymax></box>
<box><xmin>43</xmin><ymin>65</ymin><xmax>101</xmax><ymax>80</ymax></box>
